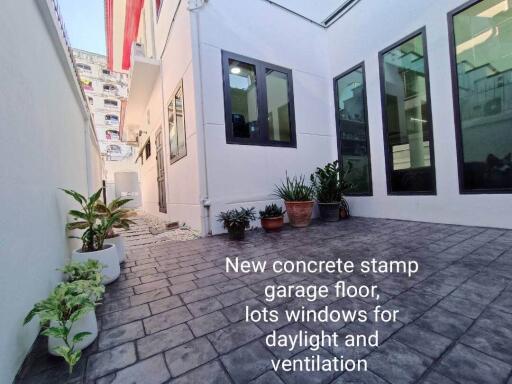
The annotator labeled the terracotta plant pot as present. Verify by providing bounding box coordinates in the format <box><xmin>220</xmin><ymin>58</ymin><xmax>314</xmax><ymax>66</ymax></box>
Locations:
<box><xmin>318</xmin><ymin>202</ymin><xmax>341</xmax><ymax>222</ymax></box>
<box><xmin>261</xmin><ymin>216</ymin><xmax>284</xmax><ymax>232</ymax></box>
<box><xmin>227</xmin><ymin>226</ymin><xmax>246</xmax><ymax>241</ymax></box>
<box><xmin>340</xmin><ymin>206</ymin><xmax>349</xmax><ymax>219</ymax></box>
<box><xmin>284</xmin><ymin>201</ymin><xmax>314</xmax><ymax>228</ymax></box>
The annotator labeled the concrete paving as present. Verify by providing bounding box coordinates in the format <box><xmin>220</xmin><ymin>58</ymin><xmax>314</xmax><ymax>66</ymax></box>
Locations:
<box><xmin>16</xmin><ymin>218</ymin><xmax>512</xmax><ymax>383</ymax></box>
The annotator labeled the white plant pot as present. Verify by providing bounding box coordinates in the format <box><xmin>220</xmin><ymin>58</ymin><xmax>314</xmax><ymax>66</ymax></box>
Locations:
<box><xmin>72</xmin><ymin>244</ymin><xmax>120</xmax><ymax>284</ymax></box>
<box><xmin>48</xmin><ymin>310</ymin><xmax>98</xmax><ymax>355</ymax></box>
<box><xmin>104</xmin><ymin>235</ymin><xmax>126</xmax><ymax>263</ymax></box>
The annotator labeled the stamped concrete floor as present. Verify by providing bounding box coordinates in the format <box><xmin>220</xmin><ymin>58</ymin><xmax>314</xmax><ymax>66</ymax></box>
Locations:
<box><xmin>16</xmin><ymin>218</ymin><xmax>512</xmax><ymax>384</ymax></box>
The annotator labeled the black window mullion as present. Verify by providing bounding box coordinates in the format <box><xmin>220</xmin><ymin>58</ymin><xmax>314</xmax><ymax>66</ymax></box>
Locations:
<box><xmin>258</xmin><ymin>63</ymin><xmax>270</xmax><ymax>145</ymax></box>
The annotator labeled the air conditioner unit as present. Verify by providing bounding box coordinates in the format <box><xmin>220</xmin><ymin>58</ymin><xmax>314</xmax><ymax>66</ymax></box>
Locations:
<box><xmin>132</xmin><ymin>42</ymin><xmax>145</xmax><ymax>58</ymax></box>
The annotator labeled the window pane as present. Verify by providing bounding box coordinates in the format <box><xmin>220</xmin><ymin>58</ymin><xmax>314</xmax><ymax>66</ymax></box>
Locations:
<box><xmin>382</xmin><ymin>33</ymin><xmax>435</xmax><ymax>193</ymax></box>
<box><xmin>453</xmin><ymin>0</ymin><xmax>512</xmax><ymax>191</ymax></box>
<box><xmin>228</xmin><ymin>59</ymin><xmax>259</xmax><ymax>139</ymax></box>
<box><xmin>168</xmin><ymin>98</ymin><xmax>178</xmax><ymax>160</ymax></box>
<box><xmin>336</xmin><ymin>66</ymin><xmax>371</xmax><ymax>194</ymax></box>
<box><xmin>266</xmin><ymin>69</ymin><xmax>291</xmax><ymax>142</ymax></box>
<box><xmin>175</xmin><ymin>86</ymin><xmax>186</xmax><ymax>157</ymax></box>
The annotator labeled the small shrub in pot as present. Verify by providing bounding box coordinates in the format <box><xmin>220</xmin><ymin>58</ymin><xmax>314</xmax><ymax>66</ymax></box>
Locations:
<box><xmin>274</xmin><ymin>174</ymin><xmax>314</xmax><ymax>228</ymax></box>
<box><xmin>95</xmin><ymin>197</ymin><xmax>135</xmax><ymax>263</ymax></box>
<box><xmin>61</xmin><ymin>188</ymin><xmax>120</xmax><ymax>283</ymax></box>
<box><xmin>259</xmin><ymin>204</ymin><xmax>285</xmax><ymax>232</ymax></box>
<box><xmin>217</xmin><ymin>207</ymin><xmax>256</xmax><ymax>240</ymax></box>
<box><xmin>310</xmin><ymin>161</ymin><xmax>351</xmax><ymax>222</ymax></box>
<box><xmin>24</xmin><ymin>279</ymin><xmax>104</xmax><ymax>373</ymax></box>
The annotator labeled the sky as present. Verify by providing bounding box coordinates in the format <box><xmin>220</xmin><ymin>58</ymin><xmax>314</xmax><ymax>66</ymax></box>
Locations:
<box><xmin>58</xmin><ymin>0</ymin><xmax>106</xmax><ymax>55</ymax></box>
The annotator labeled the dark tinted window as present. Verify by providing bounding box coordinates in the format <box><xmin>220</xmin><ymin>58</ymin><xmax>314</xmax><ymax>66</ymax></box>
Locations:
<box><xmin>380</xmin><ymin>31</ymin><xmax>436</xmax><ymax>194</ymax></box>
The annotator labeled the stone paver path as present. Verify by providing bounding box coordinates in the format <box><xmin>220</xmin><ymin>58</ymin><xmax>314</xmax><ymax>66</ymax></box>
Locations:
<box><xmin>16</xmin><ymin>218</ymin><xmax>512</xmax><ymax>383</ymax></box>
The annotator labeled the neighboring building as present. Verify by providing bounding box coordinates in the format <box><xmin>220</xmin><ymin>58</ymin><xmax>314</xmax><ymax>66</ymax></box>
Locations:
<box><xmin>73</xmin><ymin>49</ymin><xmax>140</xmax><ymax>206</ymax></box>
<box><xmin>106</xmin><ymin>0</ymin><xmax>512</xmax><ymax>235</ymax></box>
<box><xmin>0</xmin><ymin>1</ymin><xmax>103</xmax><ymax>382</ymax></box>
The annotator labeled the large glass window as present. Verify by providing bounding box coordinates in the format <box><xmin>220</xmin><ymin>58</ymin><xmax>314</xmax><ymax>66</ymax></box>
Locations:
<box><xmin>334</xmin><ymin>64</ymin><xmax>372</xmax><ymax>195</ymax></box>
<box><xmin>168</xmin><ymin>83</ymin><xmax>187</xmax><ymax>164</ymax></box>
<box><xmin>379</xmin><ymin>29</ymin><xmax>436</xmax><ymax>194</ymax></box>
<box><xmin>222</xmin><ymin>51</ymin><xmax>296</xmax><ymax>147</ymax></box>
<box><xmin>450</xmin><ymin>0</ymin><xmax>512</xmax><ymax>193</ymax></box>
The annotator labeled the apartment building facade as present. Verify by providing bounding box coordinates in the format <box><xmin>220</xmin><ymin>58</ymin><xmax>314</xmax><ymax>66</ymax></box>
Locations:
<box><xmin>107</xmin><ymin>0</ymin><xmax>512</xmax><ymax>235</ymax></box>
<box><xmin>73</xmin><ymin>49</ymin><xmax>141</xmax><ymax>206</ymax></box>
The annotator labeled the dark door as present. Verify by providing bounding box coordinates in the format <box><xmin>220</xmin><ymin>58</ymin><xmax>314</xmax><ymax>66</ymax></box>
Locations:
<box><xmin>155</xmin><ymin>128</ymin><xmax>167</xmax><ymax>213</ymax></box>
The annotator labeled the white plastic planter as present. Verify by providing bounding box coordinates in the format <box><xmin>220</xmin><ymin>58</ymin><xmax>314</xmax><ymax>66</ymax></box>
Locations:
<box><xmin>104</xmin><ymin>235</ymin><xmax>126</xmax><ymax>263</ymax></box>
<box><xmin>72</xmin><ymin>244</ymin><xmax>120</xmax><ymax>284</ymax></box>
<box><xmin>48</xmin><ymin>310</ymin><xmax>98</xmax><ymax>355</ymax></box>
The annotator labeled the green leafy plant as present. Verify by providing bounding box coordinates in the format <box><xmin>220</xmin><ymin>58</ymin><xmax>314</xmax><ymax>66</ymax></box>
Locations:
<box><xmin>310</xmin><ymin>161</ymin><xmax>352</xmax><ymax>203</ymax></box>
<box><xmin>95</xmin><ymin>197</ymin><xmax>135</xmax><ymax>238</ymax></box>
<box><xmin>24</xmin><ymin>280</ymin><xmax>103</xmax><ymax>373</ymax></box>
<box><xmin>273</xmin><ymin>173</ymin><xmax>314</xmax><ymax>201</ymax></box>
<box><xmin>61</xmin><ymin>188</ymin><xmax>105</xmax><ymax>252</ymax></box>
<box><xmin>60</xmin><ymin>259</ymin><xmax>105</xmax><ymax>286</ymax></box>
<box><xmin>259</xmin><ymin>204</ymin><xmax>284</xmax><ymax>219</ymax></box>
<box><xmin>217</xmin><ymin>207</ymin><xmax>256</xmax><ymax>230</ymax></box>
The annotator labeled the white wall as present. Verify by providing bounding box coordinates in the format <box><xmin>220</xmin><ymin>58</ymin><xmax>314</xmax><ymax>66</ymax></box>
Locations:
<box><xmin>135</xmin><ymin>1</ymin><xmax>203</xmax><ymax>231</ymax></box>
<box><xmin>0</xmin><ymin>1</ymin><xmax>103</xmax><ymax>382</ymax></box>
<box><xmin>326</xmin><ymin>0</ymin><xmax>512</xmax><ymax>229</ymax></box>
<box><xmin>195</xmin><ymin>0</ymin><xmax>336</xmax><ymax>234</ymax></box>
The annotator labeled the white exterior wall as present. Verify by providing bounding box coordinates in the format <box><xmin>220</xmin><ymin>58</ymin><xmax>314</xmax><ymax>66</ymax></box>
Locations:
<box><xmin>134</xmin><ymin>0</ymin><xmax>202</xmax><ymax>231</ymax></box>
<box><xmin>194</xmin><ymin>0</ymin><xmax>336</xmax><ymax>234</ymax></box>
<box><xmin>0</xmin><ymin>1</ymin><xmax>103</xmax><ymax>382</ymax></box>
<box><xmin>326</xmin><ymin>0</ymin><xmax>512</xmax><ymax>229</ymax></box>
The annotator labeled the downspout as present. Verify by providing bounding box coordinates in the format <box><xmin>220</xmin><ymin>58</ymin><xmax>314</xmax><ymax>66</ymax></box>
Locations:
<box><xmin>189</xmin><ymin>1</ymin><xmax>211</xmax><ymax>236</ymax></box>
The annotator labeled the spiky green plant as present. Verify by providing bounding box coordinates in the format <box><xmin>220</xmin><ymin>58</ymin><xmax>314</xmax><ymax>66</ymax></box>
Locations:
<box><xmin>24</xmin><ymin>280</ymin><xmax>103</xmax><ymax>373</ymax></box>
<box><xmin>273</xmin><ymin>173</ymin><xmax>314</xmax><ymax>201</ymax></box>
<box><xmin>217</xmin><ymin>207</ymin><xmax>256</xmax><ymax>230</ymax></box>
<box><xmin>310</xmin><ymin>161</ymin><xmax>352</xmax><ymax>203</ymax></box>
<box><xmin>259</xmin><ymin>204</ymin><xmax>284</xmax><ymax>219</ymax></box>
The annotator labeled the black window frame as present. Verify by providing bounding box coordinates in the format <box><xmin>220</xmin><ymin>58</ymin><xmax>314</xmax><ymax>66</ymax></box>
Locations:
<box><xmin>221</xmin><ymin>50</ymin><xmax>296</xmax><ymax>148</ymax></box>
<box><xmin>167</xmin><ymin>81</ymin><xmax>187</xmax><ymax>165</ymax></box>
<box><xmin>378</xmin><ymin>26</ymin><xmax>437</xmax><ymax>196</ymax></box>
<box><xmin>145</xmin><ymin>139</ymin><xmax>151</xmax><ymax>159</ymax></box>
<box><xmin>448</xmin><ymin>0</ymin><xmax>512</xmax><ymax>195</ymax></box>
<box><xmin>104</xmin><ymin>99</ymin><xmax>118</xmax><ymax>107</ymax></box>
<box><xmin>333</xmin><ymin>61</ymin><xmax>373</xmax><ymax>196</ymax></box>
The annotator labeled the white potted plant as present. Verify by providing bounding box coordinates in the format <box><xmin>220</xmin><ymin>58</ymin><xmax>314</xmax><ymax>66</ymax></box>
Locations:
<box><xmin>62</xmin><ymin>188</ymin><xmax>120</xmax><ymax>283</ymax></box>
<box><xmin>24</xmin><ymin>278</ymin><xmax>104</xmax><ymax>373</ymax></box>
<box><xmin>95</xmin><ymin>197</ymin><xmax>135</xmax><ymax>263</ymax></box>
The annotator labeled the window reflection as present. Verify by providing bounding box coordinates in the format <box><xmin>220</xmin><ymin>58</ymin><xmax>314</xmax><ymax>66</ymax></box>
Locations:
<box><xmin>335</xmin><ymin>66</ymin><xmax>372</xmax><ymax>194</ymax></box>
<box><xmin>228</xmin><ymin>59</ymin><xmax>259</xmax><ymax>139</ymax></box>
<box><xmin>381</xmin><ymin>32</ymin><xmax>435</xmax><ymax>193</ymax></box>
<box><xmin>453</xmin><ymin>0</ymin><xmax>512</xmax><ymax>191</ymax></box>
<box><xmin>266</xmin><ymin>69</ymin><xmax>291</xmax><ymax>143</ymax></box>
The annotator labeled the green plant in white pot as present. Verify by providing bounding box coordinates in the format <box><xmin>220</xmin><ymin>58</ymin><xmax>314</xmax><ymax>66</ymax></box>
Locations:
<box><xmin>62</xmin><ymin>188</ymin><xmax>120</xmax><ymax>283</ymax></box>
<box><xmin>95</xmin><ymin>197</ymin><xmax>135</xmax><ymax>263</ymax></box>
<box><xmin>310</xmin><ymin>161</ymin><xmax>351</xmax><ymax>222</ymax></box>
<box><xmin>24</xmin><ymin>279</ymin><xmax>104</xmax><ymax>373</ymax></box>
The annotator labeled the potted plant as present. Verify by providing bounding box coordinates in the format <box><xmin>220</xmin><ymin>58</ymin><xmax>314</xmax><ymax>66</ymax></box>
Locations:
<box><xmin>62</xmin><ymin>188</ymin><xmax>120</xmax><ymax>284</ymax></box>
<box><xmin>310</xmin><ymin>160</ymin><xmax>351</xmax><ymax>222</ymax></box>
<box><xmin>60</xmin><ymin>259</ymin><xmax>104</xmax><ymax>288</ymax></box>
<box><xmin>217</xmin><ymin>207</ymin><xmax>256</xmax><ymax>240</ymax></box>
<box><xmin>259</xmin><ymin>204</ymin><xmax>285</xmax><ymax>232</ymax></box>
<box><xmin>274</xmin><ymin>174</ymin><xmax>315</xmax><ymax>228</ymax></box>
<box><xmin>24</xmin><ymin>279</ymin><xmax>104</xmax><ymax>373</ymax></box>
<box><xmin>95</xmin><ymin>197</ymin><xmax>135</xmax><ymax>263</ymax></box>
